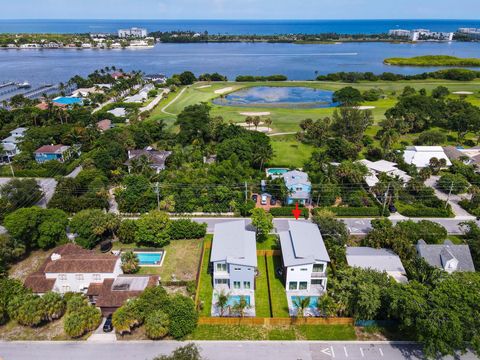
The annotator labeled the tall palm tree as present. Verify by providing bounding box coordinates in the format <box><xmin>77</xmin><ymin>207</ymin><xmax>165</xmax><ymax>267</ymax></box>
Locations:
<box><xmin>252</xmin><ymin>116</ymin><xmax>261</xmax><ymax>130</ymax></box>
<box><xmin>292</xmin><ymin>296</ymin><xmax>311</xmax><ymax>318</ymax></box>
<box><xmin>264</xmin><ymin>117</ymin><xmax>273</xmax><ymax>132</ymax></box>
<box><xmin>245</xmin><ymin>116</ymin><xmax>253</xmax><ymax>129</ymax></box>
<box><xmin>216</xmin><ymin>290</ymin><xmax>229</xmax><ymax>317</ymax></box>
<box><xmin>232</xmin><ymin>296</ymin><xmax>250</xmax><ymax>318</ymax></box>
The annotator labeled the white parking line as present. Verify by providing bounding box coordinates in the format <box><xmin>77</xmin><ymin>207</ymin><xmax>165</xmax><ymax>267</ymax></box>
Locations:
<box><xmin>343</xmin><ymin>346</ymin><xmax>348</xmax><ymax>357</ymax></box>
<box><xmin>360</xmin><ymin>348</ymin><xmax>364</xmax><ymax>357</ymax></box>
<box><xmin>379</xmin><ymin>348</ymin><xmax>384</xmax><ymax>357</ymax></box>
<box><xmin>331</xmin><ymin>346</ymin><xmax>335</xmax><ymax>358</ymax></box>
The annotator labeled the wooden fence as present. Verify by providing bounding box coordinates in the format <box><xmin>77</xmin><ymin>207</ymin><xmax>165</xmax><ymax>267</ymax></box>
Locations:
<box><xmin>198</xmin><ymin>317</ymin><xmax>354</xmax><ymax>326</ymax></box>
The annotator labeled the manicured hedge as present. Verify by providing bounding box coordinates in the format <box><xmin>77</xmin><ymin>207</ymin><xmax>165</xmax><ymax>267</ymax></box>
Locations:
<box><xmin>269</xmin><ymin>207</ymin><xmax>309</xmax><ymax>218</ymax></box>
<box><xmin>169</xmin><ymin>219</ymin><xmax>207</xmax><ymax>240</ymax></box>
<box><xmin>397</xmin><ymin>203</ymin><xmax>453</xmax><ymax>218</ymax></box>
<box><xmin>316</xmin><ymin>206</ymin><xmax>388</xmax><ymax>217</ymax></box>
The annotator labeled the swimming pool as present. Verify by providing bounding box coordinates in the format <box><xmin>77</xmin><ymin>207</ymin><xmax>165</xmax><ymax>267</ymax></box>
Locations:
<box><xmin>135</xmin><ymin>251</ymin><xmax>164</xmax><ymax>266</ymax></box>
<box><xmin>291</xmin><ymin>296</ymin><xmax>319</xmax><ymax>309</ymax></box>
<box><xmin>267</xmin><ymin>168</ymin><xmax>289</xmax><ymax>176</ymax></box>
<box><xmin>53</xmin><ymin>97</ymin><xmax>83</xmax><ymax>105</ymax></box>
<box><xmin>227</xmin><ymin>295</ymin><xmax>251</xmax><ymax>307</ymax></box>
<box><xmin>213</xmin><ymin>86</ymin><xmax>338</xmax><ymax>109</ymax></box>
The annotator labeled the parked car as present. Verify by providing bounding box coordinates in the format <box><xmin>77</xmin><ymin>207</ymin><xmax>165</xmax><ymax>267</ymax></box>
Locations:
<box><xmin>270</xmin><ymin>197</ymin><xmax>276</xmax><ymax>206</ymax></box>
<box><xmin>100</xmin><ymin>240</ymin><xmax>112</xmax><ymax>253</ymax></box>
<box><xmin>103</xmin><ymin>315</ymin><xmax>113</xmax><ymax>333</ymax></box>
<box><xmin>388</xmin><ymin>203</ymin><xmax>397</xmax><ymax>213</ymax></box>
<box><xmin>261</xmin><ymin>194</ymin><xmax>268</xmax><ymax>205</ymax></box>
<box><xmin>252</xmin><ymin>194</ymin><xmax>258</xmax><ymax>202</ymax></box>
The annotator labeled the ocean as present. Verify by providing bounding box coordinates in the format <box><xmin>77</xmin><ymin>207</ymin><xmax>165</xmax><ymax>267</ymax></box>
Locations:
<box><xmin>0</xmin><ymin>19</ymin><xmax>479</xmax><ymax>35</ymax></box>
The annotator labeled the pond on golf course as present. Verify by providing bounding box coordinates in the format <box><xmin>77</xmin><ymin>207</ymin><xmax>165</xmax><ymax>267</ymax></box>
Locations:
<box><xmin>212</xmin><ymin>86</ymin><xmax>339</xmax><ymax>109</ymax></box>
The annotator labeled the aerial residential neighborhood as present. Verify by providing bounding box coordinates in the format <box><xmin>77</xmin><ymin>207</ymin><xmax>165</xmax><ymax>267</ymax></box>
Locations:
<box><xmin>0</xmin><ymin>2</ymin><xmax>480</xmax><ymax>360</ymax></box>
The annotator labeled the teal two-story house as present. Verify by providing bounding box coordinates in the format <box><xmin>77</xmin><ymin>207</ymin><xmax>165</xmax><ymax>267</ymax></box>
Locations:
<box><xmin>282</xmin><ymin>170</ymin><xmax>312</xmax><ymax>205</ymax></box>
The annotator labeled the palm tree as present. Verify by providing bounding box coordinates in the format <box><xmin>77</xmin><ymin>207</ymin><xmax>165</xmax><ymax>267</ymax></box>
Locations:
<box><xmin>264</xmin><ymin>117</ymin><xmax>273</xmax><ymax>132</ymax></box>
<box><xmin>245</xmin><ymin>116</ymin><xmax>253</xmax><ymax>129</ymax></box>
<box><xmin>252</xmin><ymin>116</ymin><xmax>261</xmax><ymax>130</ymax></box>
<box><xmin>216</xmin><ymin>290</ymin><xmax>229</xmax><ymax>317</ymax></box>
<box><xmin>380</xmin><ymin>129</ymin><xmax>399</xmax><ymax>149</ymax></box>
<box><xmin>292</xmin><ymin>296</ymin><xmax>311</xmax><ymax>318</ymax></box>
<box><xmin>232</xmin><ymin>296</ymin><xmax>250</xmax><ymax>318</ymax></box>
<box><xmin>253</xmin><ymin>145</ymin><xmax>273</xmax><ymax>171</ymax></box>
<box><xmin>121</xmin><ymin>251</ymin><xmax>140</xmax><ymax>274</ymax></box>
<box><xmin>317</xmin><ymin>294</ymin><xmax>337</xmax><ymax>318</ymax></box>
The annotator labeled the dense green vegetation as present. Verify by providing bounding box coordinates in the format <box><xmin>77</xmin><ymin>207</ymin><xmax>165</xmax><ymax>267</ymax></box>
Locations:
<box><xmin>385</xmin><ymin>55</ymin><xmax>480</xmax><ymax>67</ymax></box>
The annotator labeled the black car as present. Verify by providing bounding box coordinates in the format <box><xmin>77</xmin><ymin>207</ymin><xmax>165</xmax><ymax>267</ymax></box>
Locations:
<box><xmin>270</xmin><ymin>197</ymin><xmax>276</xmax><ymax>206</ymax></box>
<box><xmin>252</xmin><ymin>194</ymin><xmax>258</xmax><ymax>202</ymax></box>
<box><xmin>388</xmin><ymin>203</ymin><xmax>397</xmax><ymax>213</ymax></box>
<box><xmin>103</xmin><ymin>315</ymin><xmax>113</xmax><ymax>333</ymax></box>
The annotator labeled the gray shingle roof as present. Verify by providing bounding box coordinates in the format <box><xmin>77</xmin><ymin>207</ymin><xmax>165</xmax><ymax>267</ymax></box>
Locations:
<box><xmin>416</xmin><ymin>240</ymin><xmax>475</xmax><ymax>272</ymax></box>
<box><xmin>279</xmin><ymin>221</ymin><xmax>330</xmax><ymax>267</ymax></box>
<box><xmin>346</xmin><ymin>247</ymin><xmax>406</xmax><ymax>273</ymax></box>
<box><xmin>210</xmin><ymin>220</ymin><xmax>257</xmax><ymax>267</ymax></box>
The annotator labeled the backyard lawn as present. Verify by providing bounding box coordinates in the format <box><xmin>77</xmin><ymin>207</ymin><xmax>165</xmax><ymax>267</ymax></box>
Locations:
<box><xmin>266</xmin><ymin>256</ymin><xmax>290</xmax><ymax>317</ymax></box>
<box><xmin>255</xmin><ymin>255</ymin><xmax>272</xmax><ymax>317</ymax></box>
<box><xmin>270</xmin><ymin>135</ymin><xmax>314</xmax><ymax>168</ymax></box>
<box><xmin>197</xmin><ymin>236</ymin><xmax>213</xmax><ymax>317</ymax></box>
<box><xmin>256</xmin><ymin>234</ymin><xmax>280</xmax><ymax>250</ymax></box>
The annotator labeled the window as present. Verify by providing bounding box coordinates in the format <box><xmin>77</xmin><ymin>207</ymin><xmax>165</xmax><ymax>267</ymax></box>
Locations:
<box><xmin>234</xmin><ymin>267</ymin><xmax>241</xmax><ymax>271</ymax></box>
<box><xmin>244</xmin><ymin>281</ymin><xmax>251</xmax><ymax>289</ymax></box>
<box><xmin>233</xmin><ymin>281</ymin><xmax>241</xmax><ymax>289</ymax></box>
<box><xmin>216</xmin><ymin>263</ymin><xmax>227</xmax><ymax>272</ymax></box>
<box><xmin>75</xmin><ymin>274</ymin><xmax>84</xmax><ymax>281</ymax></box>
<box><xmin>312</xmin><ymin>279</ymin><xmax>323</xmax><ymax>286</ymax></box>
<box><xmin>58</xmin><ymin>274</ymin><xmax>67</xmax><ymax>281</ymax></box>
<box><xmin>313</xmin><ymin>264</ymin><xmax>325</xmax><ymax>273</ymax></box>
<box><xmin>296</xmin><ymin>187</ymin><xmax>302</xmax><ymax>191</ymax></box>
<box><xmin>215</xmin><ymin>279</ymin><xmax>228</xmax><ymax>285</ymax></box>
<box><xmin>300</xmin><ymin>268</ymin><xmax>308</xmax><ymax>271</ymax></box>
<box><xmin>299</xmin><ymin>282</ymin><xmax>308</xmax><ymax>290</ymax></box>
<box><xmin>61</xmin><ymin>285</ymin><xmax>70</xmax><ymax>292</ymax></box>
<box><xmin>93</xmin><ymin>274</ymin><xmax>101</xmax><ymax>281</ymax></box>
<box><xmin>290</xmin><ymin>268</ymin><xmax>294</xmax><ymax>271</ymax></box>
<box><xmin>289</xmin><ymin>282</ymin><xmax>298</xmax><ymax>290</ymax></box>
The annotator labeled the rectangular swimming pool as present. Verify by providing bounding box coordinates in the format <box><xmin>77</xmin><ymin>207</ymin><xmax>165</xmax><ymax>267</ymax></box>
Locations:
<box><xmin>135</xmin><ymin>251</ymin><xmax>164</xmax><ymax>266</ymax></box>
<box><xmin>267</xmin><ymin>168</ymin><xmax>288</xmax><ymax>176</ymax></box>
<box><xmin>54</xmin><ymin>97</ymin><xmax>83</xmax><ymax>105</ymax></box>
<box><xmin>227</xmin><ymin>295</ymin><xmax>251</xmax><ymax>307</ymax></box>
<box><xmin>291</xmin><ymin>296</ymin><xmax>319</xmax><ymax>309</ymax></box>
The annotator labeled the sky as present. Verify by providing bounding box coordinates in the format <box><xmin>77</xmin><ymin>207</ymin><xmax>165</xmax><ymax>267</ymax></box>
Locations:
<box><xmin>1</xmin><ymin>0</ymin><xmax>479</xmax><ymax>19</ymax></box>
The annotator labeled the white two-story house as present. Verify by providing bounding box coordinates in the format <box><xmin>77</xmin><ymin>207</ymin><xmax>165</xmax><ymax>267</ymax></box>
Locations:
<box><xmin>210</xmin><ymin>220</ymin><xmax>257</xmax><ymax>292</ymax></box>
<box><xmin>24</xmin><ymin>244</ymin><xmax>122</xmax><ymax>295</ymax></box>
<box><xmin>279</xmin><ymin>221</ymin><xmax>330</xmax><ymax>294</ymax></box>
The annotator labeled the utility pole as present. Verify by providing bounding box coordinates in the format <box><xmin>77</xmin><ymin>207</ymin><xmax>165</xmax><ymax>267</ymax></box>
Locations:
<box><xmin>245</xmin><ymin>181</ymin><xmax>248</xmax><ymax>202</ymax></box>
<box><xmin>445</xmin><ymin>181</ymin><xmax>454</xmax><ymax>209</ymax></box>
<box><xmin>382</xmin><ymin>183</ymin><xmax>391</xmax><ymax>216</ymax></box>
<box><xmin>7</xmin><ymin>156</ymin><xmax>14</xmax><ymax>177</ymax></box>
<box><xmin>155</xmin><ymin>182</ymin><xmax>160</xmax><ymax>210</ymax></box>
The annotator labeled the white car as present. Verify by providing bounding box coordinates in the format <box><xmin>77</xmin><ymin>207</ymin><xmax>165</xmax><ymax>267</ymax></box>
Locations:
<box><xmin>261</xmin><ymin>195</ymin><xmax>268</xmax><ymax>205</ymax></box>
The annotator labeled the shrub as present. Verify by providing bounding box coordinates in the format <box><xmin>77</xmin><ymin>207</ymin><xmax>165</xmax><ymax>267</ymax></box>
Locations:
<box><xmin>396</xmin><ymin>220</ymin><xmax>447</xmax><ymax>244</ymax></box>
<box><xmin>135</xmin><ymin>210</ymin><xmax>172</xmax><ymax>247</ymax></box>
<box><xmin>112</xmin><ymin>301</ymin><xmax>142</xmax><ymax>335</ymax></box>
<box><xmin>10</xmin><ymin>294</ymin><xmax>44</xmax><ymax>326</ymax></box>
<box><xmin>165</xmin><ymin>295</ymin><xmax>198</xmax><ymax>339</ymax></box>
<box><xmin>320</xmin><ymin>206</ymin><xmax>387</xmax><ymax>217</ymax></box>
<box><xmin>397</xmin><ymin>203</ymin><xmax>453</xmax><ymax>218</ymax></box>
<box><xmin>145</xmin><ymin>310</ymin><xmax>170</xmax><ymax>339</ymax></box>
<box><xmin>41</xmin><ymin>292</ymin><xmax>66</xmax><ymax>321</ymax></box>
<box><xmin>64</xmin><ymin>305</ymin><xmax>101</xmax><ymax>338</ymax></box>
<box><xmin>169</xmin><ymin>219</ymin><xmax>207</xmax><ymax>240</ymax></box>
<box><xmin>118</xmin><ymin>220</ymin><xmax>138</xmax><ymax>244</ymax></box>
<box><xmin>121</xmin><ymin>251</ymin><xmax>140</xmax><ymax>274</ymax></box>
<box><xmin>438</xmin><ymin>173</ymin><xmax>470</xmax><ymax>195</ymax></box>
<box><xmin>269</xmin><ymin>206</ymin><xmax>309</xmax><ymax>218</ymax></box>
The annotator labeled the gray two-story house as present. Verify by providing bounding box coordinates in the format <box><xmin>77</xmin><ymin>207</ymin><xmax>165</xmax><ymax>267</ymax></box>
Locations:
<box><xmin>210</xmin><ymin>220</ymin><xmax>257</xmax><ymax>291</ymax></box>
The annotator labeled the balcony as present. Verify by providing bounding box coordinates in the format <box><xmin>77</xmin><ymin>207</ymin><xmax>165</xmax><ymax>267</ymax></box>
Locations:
<box><xmin>311</xmin><ymin>271</ymin><xmax>326</xmax><ymax>278</ymax></box>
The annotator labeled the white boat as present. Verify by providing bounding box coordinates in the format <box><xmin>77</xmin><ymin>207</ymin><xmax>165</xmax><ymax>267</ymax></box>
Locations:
<box><xmin>16</xmin><ymin>81</ymin><xmax>31</xmax><ymax>89</ymax></box>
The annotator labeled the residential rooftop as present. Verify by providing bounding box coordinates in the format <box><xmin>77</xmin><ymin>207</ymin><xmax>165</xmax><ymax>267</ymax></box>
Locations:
<box><xmin>417</xmin><ymin>240</ymin><xmax>475</xmax><ymax>272</ymax></box>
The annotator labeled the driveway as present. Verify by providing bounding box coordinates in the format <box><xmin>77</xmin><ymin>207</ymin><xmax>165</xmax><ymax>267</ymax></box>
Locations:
<box><xmin>424</xmin><ymin>176</ymin><xmax>475</xmax><ymax>220</ymax></box>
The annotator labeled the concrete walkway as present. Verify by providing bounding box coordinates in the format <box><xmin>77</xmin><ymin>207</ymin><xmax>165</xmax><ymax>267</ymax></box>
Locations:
<box><xmin>424</xmin><ymin>176</ymin><xmax>475</xmax><ymax>220</ymax></box>
<box><xmin>139</xmin><ymin>89</ymin><xmax>170</xmax><ymax>113</ymax></box>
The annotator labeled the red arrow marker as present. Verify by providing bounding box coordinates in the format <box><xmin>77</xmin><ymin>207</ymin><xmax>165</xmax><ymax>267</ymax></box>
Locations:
<box><xmin>292</xmin><ymin>202</ymin><xmax>302</xmax><ymax>220</ymax></box>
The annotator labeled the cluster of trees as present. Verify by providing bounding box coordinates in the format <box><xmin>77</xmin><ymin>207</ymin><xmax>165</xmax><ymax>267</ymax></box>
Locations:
<box><xmin>316</xmin><ymin>68</ymin><xmax>480</xmax><ymax>83</ymax></box>
<box><xmin>166</xmin><ymin>71</ymin><xmax>197</xmax><ymax>86</ymax></box>
<box><xmin>112</xmin><ymin>285</ymin><xmax>198</xmax><ymax>339</ymax></box>
<box><xmin>197</xmin><ymin>73</ymin><xmax>227</xmax><ymax>82</ymax></box>
<box><xmin>332</xmin><ymin>86</ymin><xmax>382</xmax><ymax>104</ymax></box>
<box><xmin>0</xmin><ymin>179</ymin><xmax>43</xmax><ymax>220</ymax></box>
<box><xmin>117</xmin><ymin>211</ymin><xmax>207</xmax><ymax>248</ymax></box>
<box><xmin>63</xmin><ymin>293</ymin><xmax>102</xmax><ymax>338</ymax></box>
<box><xmin>235</xmin><ymin>75</ymin><xmax>288</xmax><ymax>82</ymax></box>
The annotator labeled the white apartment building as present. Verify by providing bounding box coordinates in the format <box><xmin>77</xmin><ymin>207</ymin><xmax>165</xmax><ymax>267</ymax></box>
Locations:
<box><xmin>118</xmin><ymin>27</ymin><xmax>148</xmax><ymax>38</ymax></box>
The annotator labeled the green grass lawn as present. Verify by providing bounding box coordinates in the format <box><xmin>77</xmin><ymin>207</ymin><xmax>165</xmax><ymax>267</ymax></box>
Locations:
<box><xmin>198</xmin><ymin>236</ymin><xmax>213</xmax><ymax>317</ymax></box>
<box><xmin>255</xmin><ymin>255</ymin><xmax>272</xmax><ymax>317</ymax></box>
<box><xmin>266</xmin><ymin>256</ymin><xmax>290</xmax><ymax>317</ymax></box>
<box><xmin>270</xmin><ymin>135</ymin><xmax>314</xmax><ymax>168</ymax></box>
<box><xmin>256</xmin><ymin>235</ymin><xmax>280</xmax><ymax>250</ymax></box>
<box><xmin>187</xmin><ymin>324</ymin><xmax>356</xmax><ymax>340</ymax></box>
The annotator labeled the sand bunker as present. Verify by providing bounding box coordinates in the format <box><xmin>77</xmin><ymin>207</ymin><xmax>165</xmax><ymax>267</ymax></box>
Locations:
<box><xmin>354</xmin><ymin>106</ymin><xmax>376</xmax><ymax>110</ymax></box>
<box><xmin>196</xmin><ymin>85</ymin><xmax>212</xmax><ymax>89</ymax></box>
<box><xmin>452</xmin><ymin>91</ymin><xmax>474</xmax><ymax>95</ymax></box>
<box><xmin>239</xmin><ymin>112</ymin><xmax>271</xmax><ymax>116</ymax></box>
<box><xmin>214</xmin><ymin>87</ymin><xmax>233</xmax><ymax>94</ymax></box>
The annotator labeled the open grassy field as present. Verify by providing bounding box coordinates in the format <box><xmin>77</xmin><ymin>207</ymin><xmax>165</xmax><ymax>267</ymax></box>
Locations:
<box><xmin>147</xmin><ymin>79</ymin><xmax>480</xmax><ymax>167</ymax></box>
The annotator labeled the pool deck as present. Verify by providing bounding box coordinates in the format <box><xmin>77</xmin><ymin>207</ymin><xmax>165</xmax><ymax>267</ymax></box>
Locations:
<box><xmin>211</xmin><ymin>287</ymin><xmax>256</xmax><ymax>317</ymax></box>
<box><xmin>286</xmin><ymin>285</ymin><xmax>326</xmax><ymax>317</ymax></box>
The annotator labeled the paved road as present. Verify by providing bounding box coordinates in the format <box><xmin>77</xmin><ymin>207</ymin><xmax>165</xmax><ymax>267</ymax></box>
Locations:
<box><xmin>3</xmin><ymin>340</ymin><xmax>476</xmax><ymax>360</ymax></box>
<box><xmin>187</xmin><ymin>217</ymin><xmax>474</xmax><ymax>235</ymax></box>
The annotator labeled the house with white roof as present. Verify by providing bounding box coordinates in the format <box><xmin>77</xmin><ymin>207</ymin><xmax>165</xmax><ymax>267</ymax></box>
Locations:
<box><xmin>1</xmin><ymin>127</ymin><xmax>27</xmax><ymax>161</ymax></box>
<box><xmin>403</xmin><ymin>146</ymin><xmax>452</xmax><ymax>168</ymax></box>
<box><xmin>358</xmin><ymin>159</ymin><xmax>411</xmax><ymax>187</ymax></box>
<box><xmin>210</xmin><ymin>220</ymin><xmax>257</xmax><ymax>316</ymax></box>
<box><xmin>346</xmin><ymin>247</ymin><xmax>408</xmax><ymax>283</ymax></box>
<box><xmin>282</xmin><ymin>170</ymin><xmax>311</xmax><ymax>205</ymax></box>
<box><xmin>279</xmin><ymin>221</ymin><xmax>330</xmax><ymax>294</ymax></box>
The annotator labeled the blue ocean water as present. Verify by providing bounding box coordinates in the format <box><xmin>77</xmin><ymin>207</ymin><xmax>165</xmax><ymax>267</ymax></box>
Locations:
<box><xmin>0</xmin><ymin>19</ymin><xmax>479</xmax><ymax>35</ymax></box>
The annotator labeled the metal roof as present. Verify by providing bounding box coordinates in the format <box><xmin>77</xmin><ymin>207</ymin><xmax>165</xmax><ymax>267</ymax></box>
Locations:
<box><xmin>282</xmin><ymin>170</ymin><xmax>311</xmax><ymax>187</ymax></box>
<box><xmin>416</xmin><ymin>240</ymin><xmax>475</xmax><ymax>272</ymax></box>
<box><xmin>346</xmin><ymin>247</ymin><xmax>406</xmax><ymax>273</ymax></box>
<box><xmin>210</xmin><ymin>220</ymin><xmax>257</xmax><ymax>267</ymax></box>
<box><xmin>279</xmin><ymin>221</ymin><xmax>330</xmax><ymax>267</ymax></box>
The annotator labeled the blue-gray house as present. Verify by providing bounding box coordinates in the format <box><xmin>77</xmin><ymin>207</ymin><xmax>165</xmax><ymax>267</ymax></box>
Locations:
<box><xmin>282</xmin><ymin>170</ymin><xmax>311</xmax><ymax>205</ymax></box>
<box><xmin>34</xmin><ymin>144</ymin><xmax>72</xmax><ymax>163</ymax></box>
